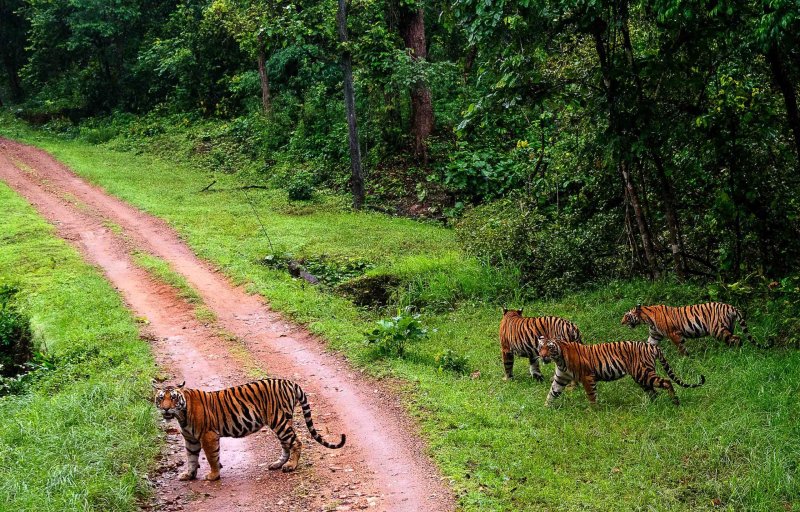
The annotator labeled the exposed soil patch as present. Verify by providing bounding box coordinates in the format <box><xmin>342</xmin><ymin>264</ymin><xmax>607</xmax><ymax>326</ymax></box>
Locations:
<box><xmin>0</xmin><ymin>138</ymin><xmax>455</xmax><ymax>512</ymax></box>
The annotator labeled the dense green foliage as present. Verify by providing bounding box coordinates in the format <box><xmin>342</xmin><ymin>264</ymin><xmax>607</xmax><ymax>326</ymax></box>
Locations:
<box><xmin>1</xmin><ymin>125</ymin><xmax>797</xmax><ymax>511</ymax></box>
<box><xmin>2</xmin><ymin>0</ymin><xmax>799</xmax><ymax>288</ymax></box>
<box><xmin>0</xmin><ymin>182</ymin><xmax>159</xmax><ymax>511</ymax></box>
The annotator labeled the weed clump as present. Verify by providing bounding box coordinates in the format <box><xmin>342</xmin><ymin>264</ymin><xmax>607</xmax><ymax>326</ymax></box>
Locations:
<box><xmin>365</xmin><ymin>308</ymin><xmax>429</xmax><ymax>358</ymax></box>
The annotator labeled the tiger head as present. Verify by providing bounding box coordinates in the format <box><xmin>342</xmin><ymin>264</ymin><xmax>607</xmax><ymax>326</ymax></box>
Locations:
<box><xmin>501</xmin><ymin>307</ymin><xmax>524</xmax><ymax>317</ymax></box>
<box><xmin>537</xmin><ymin>337</ymin><xmax>562</xmax><ymax>364</ymax></box>
<box><xmin>154</xmin><ymin>381</ymin><xmax>187</xmax><ymax>421</ymax></box>
<box><xmin>621</xmin><ymin>304</ymin><xmax>643</xmax><ymax>328</ymax></box>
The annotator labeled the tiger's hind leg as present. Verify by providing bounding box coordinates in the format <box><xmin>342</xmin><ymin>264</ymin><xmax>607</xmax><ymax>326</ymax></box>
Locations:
<box><xmin>283</xmin><ymin>439</ymin><xmax>302</xmax><ymax>473</ymax></box>
<box><xmin>580</xmin><ymin>376</ymin><xmax>598</xmax><ymax>405</ymax></box>
<box><xmin>201</xmin><ymin>431</ymin><xmax>222</xmax><ymax>481</ymax></box>
<box><xmin>638</xmin><ymin>382</ymin><xmax>658</xmax><ymax>401</ymax></box>
<box><xmin>528</xmin><ymin>355</ymin><xmax>544</xmax><ymax>382</ymax></box>
<box><xmin>502</xmin><ymin>351</ymin><xmax>515</xmax><ymax>380</ymax></box>
<box><xmin>269</xmin><ymin>415</ymin><xmax>300</xmax><ymax>472</ymax></box>
<box><xmin>638</xmin><ymin>371</ymin><xmax>679</xmax><ymax>405</ymax></box>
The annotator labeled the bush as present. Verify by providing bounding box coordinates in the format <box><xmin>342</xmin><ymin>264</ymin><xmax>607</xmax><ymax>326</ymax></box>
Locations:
<box><xmin>0</xmin><ymin>284</ymin><xmax>33</xmax><ymax>378</ymax></box>
<box><xmin>285</xmin><ymin>168</ymin><xmax>317</xmax><ymax>200</ymax></box>
<box><xmin>456</xmin><ymin>196</ymin><xmax>623</xmax><ymax>296</ymax></box>
<box><xmin>365</xmin><ymin>308</ymin><xmax>430</xmax><ymax>358</ymax></box>
<box><xmin>434</xmin><ymin>349</ymin><xmax>470</xmax><ymax>374</ymax></box>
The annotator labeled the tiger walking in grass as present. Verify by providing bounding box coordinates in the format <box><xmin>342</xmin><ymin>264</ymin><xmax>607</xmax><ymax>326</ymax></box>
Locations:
<box><xmin>537</xmin><ymin>337</ymin><xmax>705</xmax><ymax>406</ymax></box>
<box><xmin>621</xmin><ymin>302</ymin><xmax>769</xmax><ymax>355</ymax></box>
<box><xmin>499</xmin><ymin>308</ymin><xmax>582</xmax><ymax>381</ymax></box>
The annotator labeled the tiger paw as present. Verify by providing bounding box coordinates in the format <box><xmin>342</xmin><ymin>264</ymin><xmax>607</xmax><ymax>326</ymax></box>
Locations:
<box><xmin>204</xmin><ymin>471</ymin><xmax>220</xmax><ymax>481</ymax></box>
<box><xmin>178</xmin><ymin>471</ymin><xmax>196</xmax><ymax>481</ymax></box>
<box><xmin>502</xmin><ymin>375</ymin><xmax>513</xmax><ymax>381</ymax></box>
<box><xmin>532</xmin><ymin>374</ymin><xmax>544</xmax><ymax>382</ymax></box>
<box><xmin>281</xmin><ymin>462</ymin><xmax>297</xmax><ymax>473</ymax></box>
<box><xmin>268</xmin><ymin>460</ymin><xmax>284</xmax><ymax>470</ymax></box>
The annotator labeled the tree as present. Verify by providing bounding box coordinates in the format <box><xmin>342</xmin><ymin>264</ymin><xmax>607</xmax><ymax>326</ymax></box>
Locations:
<box><xmin>394</xmin><ymin>0</ymin><xmax>434</xmax><ymax>160</ymax></box>
<box><xmin>0</xmin><ymin>0</ymin><xmax>28</xmax><ymax>102</ymax></box>
<box><xmin>338</xmin><ymin>0</ymin><xmax>365</xmax><ymax>209</ymax></box>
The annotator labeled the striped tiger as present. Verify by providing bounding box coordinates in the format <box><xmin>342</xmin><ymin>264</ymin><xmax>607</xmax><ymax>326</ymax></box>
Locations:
<box><xmin>621</xmin><ymin>302</ymin><xmax>768</xmax><ymax>355</ymax></box>
<box><xmin>499</xmin><ymin>308</ymin><xmax>582</xmax><ymax>381</ymax></box>
<box><xmin>154</xmin><ymin>379</ymin><xmax>346</xmax><ymax>481</ymax></box>
<box><xmin>537</xmin><ymin>337</ymin><xmax>705</xmax><ymax>406</ymax></box>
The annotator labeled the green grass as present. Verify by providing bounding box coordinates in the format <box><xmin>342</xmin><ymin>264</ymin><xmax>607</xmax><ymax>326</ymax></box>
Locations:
<box><xmin>0</xmin><ymin>182</ymin><xmax>159</xmax><ymax>511</ymax></box>
<box><xmin>2</xmin><ymin>114</ymin><xmax>798</xmax><ymax>511</ymax></box>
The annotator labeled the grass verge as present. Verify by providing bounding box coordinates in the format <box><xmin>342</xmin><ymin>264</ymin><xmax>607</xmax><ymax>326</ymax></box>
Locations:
<box><xmin>1</xmin><ymin>114</ymin><xmax>798</xmax><ymax>511</ymax></box>
<box><xmin>0</xmin><ymin>181</ymin><xmax>159</xmax><ymax>511</ymax></box>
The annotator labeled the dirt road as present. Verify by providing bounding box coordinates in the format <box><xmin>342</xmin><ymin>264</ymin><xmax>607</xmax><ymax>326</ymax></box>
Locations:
<box><xmin>0</xmin><ymin>138</ymin><xmax>455</xmax><ymax>512</ymax></box>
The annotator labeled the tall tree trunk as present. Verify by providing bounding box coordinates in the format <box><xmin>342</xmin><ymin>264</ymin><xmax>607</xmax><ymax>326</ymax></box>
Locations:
<box><xmin>650</xmin><ymin>153</ymin><xmax>687</xmax><ymax>278</ymax></box>
<box><xmin>766</xmin><ymin>42</ymin><xmax>800</xmax><ymax>165</ymax></box>
<box><xmin>397</xmin><ymin>4</ymin><xmax>433</xmax><ymax>162</ymax></box>
<box><xmin>337</xmin><ymin>0</ymin><xmax>365</xmax><ymax>209</ymax></box>
<box><xmin>257</xmin><ymin>33</ymin><xmax>271</xmax><ymax>114</ymax></box>
<box><xmin>622</xmin><ymin>161</ymin><xmax>659</xmax><ymax>278</ymax></box>
<box><xmin>620</xmin><ymin>9</ymin><xmax>685</xmax><ymax>277</ymax></box>
<box><xmin>591</xmin><ymin>19</ymin><xmax>659</xmax><ymax>278</ymax></box>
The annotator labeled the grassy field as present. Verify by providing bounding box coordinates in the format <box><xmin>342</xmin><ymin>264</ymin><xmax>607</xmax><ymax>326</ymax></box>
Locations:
<box><xmin>0</xmin><ymin>182</ymin><xmax>159</xmax><ymax>511</ymax></box>
<box><xmin>2</xmin><ymin>116</ymin><xmax>799</xmax><ymax>511</ymax></box>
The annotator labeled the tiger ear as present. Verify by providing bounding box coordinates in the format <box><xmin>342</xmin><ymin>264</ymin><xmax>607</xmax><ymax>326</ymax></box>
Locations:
<box><xmin>151</xmin><ymin>380</ymin><xmax>160</xmax><ymax>390</ymax></box>
<box><xmin>502</xmin><ymin>307</ymin><xmax>508</xmax><ymax>314</ymax></box>
<box><xmin>636</xmin><ymin>303</ymin><xmax>642</xmax><ymax>312</ymax></box>
<box><xmin>177</xmin><ymin>381</ymin><xmax>185</xmax><ymax>389</ymax></box>
<box><xmin>517</xmin><ymin>308</ymin><xmax>524</xmax><ymax>315</ymax></box>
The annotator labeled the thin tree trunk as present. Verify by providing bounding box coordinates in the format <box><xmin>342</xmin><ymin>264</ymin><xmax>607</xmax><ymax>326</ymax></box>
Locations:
<box><xmin>650</xmin><ymin>153</ymin><xmax>687</xmax><ymax>278</ymax></box>
<box><xmin>592</xmin><ymin>19</ymin><xmax>658</xmax><ymax>278</ymax></box>
<box><xmin>337</xmin><ymin>0</ymin><xmax>365</xmax><ymax>209</ymax></box>
<box><xmin>621</xmin><ymin>10</ymin><xmax>685</xmax><ymax>277</ymax></box>
<box><xmin>257</xmin><ymin>33</ymin><xmax>271</xmax><ymax>114</ymax></box>
<box><xmin>397</xmin><ymin>5</ymin><xmax>433</xmax><ymax>162</ymax></box>
<box><xmin>766</xmin><ymin>42</ymin><xmax>800</xmax><ymax>165</ymax></box>
<box><xmin>622</xmin><ymin>161</ymin><xmax>659</xmax><ymax>278</ymax></box>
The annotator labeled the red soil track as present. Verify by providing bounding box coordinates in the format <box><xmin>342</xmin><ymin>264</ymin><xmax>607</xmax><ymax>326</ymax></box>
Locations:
<box><xmin>0</xmin><ymin>138</ymin><xmax>455</xmax><ymax>512</ymax></box>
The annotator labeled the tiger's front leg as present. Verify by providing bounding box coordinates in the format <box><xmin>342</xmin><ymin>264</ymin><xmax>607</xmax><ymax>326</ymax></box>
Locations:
<box><xmin>201</xmin><ymin>431</ymin><xmax>222</xmax><ymax>481</ymax></box>
<box><xmin>528</xmin><ymin>355</ymin><xmax>544</xmax><ymax>381</ymax></box>
<box><xmin>179</xmin><ymin>435</ymin><xmax>201</xmax><ymax>481</ymax></box>
<box><xmin>545</xmin><ymin>368</ymin><xmax>570</xmax><ymax>406</ymax></box>
<box><xmin>581</xmin><ymin>375</ymin><xmax>598</xmax><ymax>404</ymax></box>
<box><xmin>667</xmin><ymin>332</ymin><xmax>689</xmax><ymax>356</ymax></box>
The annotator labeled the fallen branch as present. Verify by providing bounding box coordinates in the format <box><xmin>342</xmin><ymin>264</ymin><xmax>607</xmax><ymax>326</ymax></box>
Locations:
<box><xmin>199</xmin><ymin>180</ymin><xmax>217</xmax><ymax>192</ymax></box>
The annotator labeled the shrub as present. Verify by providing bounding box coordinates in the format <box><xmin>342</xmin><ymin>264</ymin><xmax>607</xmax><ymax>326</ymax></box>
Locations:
<box><xmin>434</xmin><ymin>349</ymin><xmax>470</xmax><ymax>374</ymax></box>
<box><xmin>365</xmin><ymin>308</ymin><xmax>429</xmax><ymax>358</ymax></box>
<box><xmin>455</xmin><ymin>196</ymin><xmax>623</xmax><ymax>296</ymax></box>
<box><xmin>285</xmin><ymin>168</ymin><xmax>317</xmax><ymax>200</ymax></box>
<box><xmin>0</xmin><ymin>284</ymin><xmax>33</xmax><ymax>378</ymax></box>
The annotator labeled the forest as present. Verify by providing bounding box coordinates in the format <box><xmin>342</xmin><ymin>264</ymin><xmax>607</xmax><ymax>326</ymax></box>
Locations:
<box><xmin>2</xmin><ymin>0</ymin><xmax>799</xmax><ymax>289</ymax></box>
<box><xmin>1</xmin><ymin>1</ymin><xmax>800</xmax><ymax>511</ymax></box>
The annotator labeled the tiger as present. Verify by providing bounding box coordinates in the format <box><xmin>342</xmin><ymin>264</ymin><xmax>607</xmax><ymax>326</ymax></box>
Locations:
<box><xmin>537</xmin><ymin>337</ymin><xmax>705</xmax><ymax>406</ymax></box>
<box><xmin>621</xmin><ymin>302</ymin><xmax>768</xmax><ymax>356</ymax></box>
<box><xmin>499</xmin><ymin>308</ymin><xmax>582</xmax><ymax>382</ymax></box>
<box><xmin>154</xmin><ymin>378</ymin><xmax>346</xmax><ymax>481</ymax></box>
